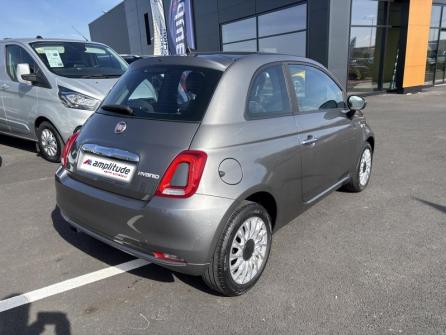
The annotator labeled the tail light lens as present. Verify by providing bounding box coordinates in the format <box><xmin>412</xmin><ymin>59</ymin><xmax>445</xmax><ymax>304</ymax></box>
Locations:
<box><xmin>153</xmin><ymin>251</ymin><xmax>185</xmax><ymax>263</ymax></box>
<box><xmin>61</xmin><ymin>131</ymin><xmax>80</xmax><ymax>168</ymax></box>
<box><xmin>156</xmin><ymin>150</ymin><xmax>207</xmax><ymax>198</ymax></box>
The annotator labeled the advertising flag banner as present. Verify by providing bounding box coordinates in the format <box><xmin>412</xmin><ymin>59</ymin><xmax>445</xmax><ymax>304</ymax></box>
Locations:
<box><xmin>150</xmin><ymin>0</ymin><xmax>169</xmax><ymax>55</ymax></box>
<box><xmin>168</xmin><ymin>0</ymin><xmax>196</xmax><ymax>55</ymax></box>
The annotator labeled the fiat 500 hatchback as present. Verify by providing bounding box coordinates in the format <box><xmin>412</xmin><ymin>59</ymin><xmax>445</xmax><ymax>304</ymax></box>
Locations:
<box><xmin>55</xmin><ymin>53</ymin><xmax>374</xmax><ymax>296</ymax></box>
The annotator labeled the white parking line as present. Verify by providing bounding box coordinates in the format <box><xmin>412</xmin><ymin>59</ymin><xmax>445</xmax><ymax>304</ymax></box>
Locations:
<box><xmin>0</xmin><ymin>258</ymin><xmax>149</xmax><ymax>313</ymax></box>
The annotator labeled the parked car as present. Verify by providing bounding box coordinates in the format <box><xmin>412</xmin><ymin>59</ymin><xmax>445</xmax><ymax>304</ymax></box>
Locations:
<box><xmin>120</xmin><ymin>54</ymin><xmax>143</xmax><ymax>64</ymax></box>
<box><xmin>55</xmin><ymin>53</ymin><xmax>374</xmax><ymax>296</ymax></box>
<box><xmin>0</xmin><ymin>38</ymin><xmax>128</xmax><ymax>162</ymax></box>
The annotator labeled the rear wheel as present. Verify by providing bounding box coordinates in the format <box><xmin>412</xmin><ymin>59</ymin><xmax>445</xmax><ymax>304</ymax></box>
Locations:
<box><xmin>202</xmin><ymin>202</ymin><xmax>272</xmax><ymax>296</ymax></box>
<box><xmin>343</xmin><ymin>143</ymin><xmax>373</xmax><ymax>192</ymax></box>
<box><xmin>37</xmin><ymin>121</ymin><xmax>63</xmax><ymax>163</ymax></box>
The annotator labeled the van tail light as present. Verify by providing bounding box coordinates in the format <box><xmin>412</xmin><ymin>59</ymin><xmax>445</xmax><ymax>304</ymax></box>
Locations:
<box><xmin>61</xmin><ymin>131</ymin><xmax>80</xmax><ymax>168</ymax></box>
<box><xmin>156</xmin><ymin>150</ymin><xmax>207</xmax><ymax>198</ymax></box>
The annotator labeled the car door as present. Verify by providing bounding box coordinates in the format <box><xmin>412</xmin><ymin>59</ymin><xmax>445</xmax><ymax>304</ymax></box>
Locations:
<box><xmin>243</xmin><ymin>63</ymin><xmax>302</xmax><ymax>221</ymax></box>
<box><xmin>287</xmin><ymin>63</ymin><xmax>359</xmax><ymax>203</ymax></box>
<box><xmin>2</xmin><ymin>44</ymin><xmax>42</xmax><ymax>137</ymax></box>
<box><xmin>0</xmin><ymin>43</ymin><xmax>11</xmax><ymax>132</ymax></box>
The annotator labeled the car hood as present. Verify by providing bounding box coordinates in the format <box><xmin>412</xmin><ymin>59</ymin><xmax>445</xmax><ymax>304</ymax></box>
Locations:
<box><xmin>54</xmin><ymin>76</ymin><xmax>119</xmax><ymax>100</ymax></box>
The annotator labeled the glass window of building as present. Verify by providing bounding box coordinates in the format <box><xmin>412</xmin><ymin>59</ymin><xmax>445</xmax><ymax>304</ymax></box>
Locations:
<box><xmin>258</xmin><ymin>4</ymin><xmax>306</xmax><ymax>37</ymax></box>
<box><xmin>221</xmin><ymin>18</ymin><xmax>256</xmax><ymax>44</ymax></box>
<box><xmin>435</xmin><ymin>31</ymin><xmax>446</xmax><ymax>84</ymax></box>
<box><xmin>348</xmin><ymin>0</ymin><xmax>405</xmax><ymax>93</ymax></box>
<box><xmin>430</xmin><ymin>5</ymin><xmax>442</xmax><ymax>28</ymax></box>
<box><xmin>258</xmin><ymin>32</ymin><xmax>306</xmax><ymax>56</ymax></box>
<box><xmin>221</xmin><ymin>4</ymin><xmax>307</xmax><ymax>57</ymax></box>
<box><xmin>426</xmin><ymin>29</ymin><xmax>440</xmax><ymax>84</ymax></box>
<box><xmin>443</xmin><ymin>8</ymin><xmax>446</xmax><ymax>27</ymax></box>
<box><xmin>351</xmin><ymin>0</ymin><xmax>386</xmax><ymax>26</ymax></box>
<box><xmin>425</xmin><ymin>5</ymin><xmax>446</xmax><ymax>85</ymax></box>
<box><xmin>223</xmin><ymin>40</ymin><xmax>257</xmax><ymax>52</ymax></box>
<box><xmin>349</xmin><ymin>27</ymin><xmax>379</xmax><ymax>91</ymax></box>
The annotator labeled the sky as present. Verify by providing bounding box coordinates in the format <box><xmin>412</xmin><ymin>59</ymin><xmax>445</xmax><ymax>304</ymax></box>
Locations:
<box><xmin>0</xmin><ymin>0</ymin><xmax>123</xmax><ymax>40</ymax></box>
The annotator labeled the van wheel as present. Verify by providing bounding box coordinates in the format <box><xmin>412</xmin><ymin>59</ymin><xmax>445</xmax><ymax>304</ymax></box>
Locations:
<box><xmin>343</xmin><ymin>143</ymin><xmax>373</xmax><ymax>192</ymax></box>
<box><xmin>202</xmin><ymin>202</ymin><xmax>272</xmax><ymax>296</ymax></box>
<box><xmin>37</xmin><ymin>122</ymin><xmax>63</xmax><ymax>163</ymax></box>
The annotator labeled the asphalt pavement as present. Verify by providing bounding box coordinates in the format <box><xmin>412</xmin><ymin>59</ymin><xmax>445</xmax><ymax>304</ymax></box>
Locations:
<box><xmin>0</xmin><ymin>87</ymin><xmax>445</xmax><ymax>334</ymax></box>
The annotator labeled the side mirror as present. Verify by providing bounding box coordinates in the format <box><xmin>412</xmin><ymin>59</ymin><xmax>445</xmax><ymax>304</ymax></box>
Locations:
<box><xmin>21</xmin><ymin>73</ymin><xmax>39</xmax><ymax>83</ymax></box>
<box><xmin>16</xmin><ymin>63</ymin><xmax>32</xmax><ymax>85</ymax></box>
<box><xmin>347</xmin><ymin>95</ymin><xmax>367</xmax><ymax>112</ymax></box>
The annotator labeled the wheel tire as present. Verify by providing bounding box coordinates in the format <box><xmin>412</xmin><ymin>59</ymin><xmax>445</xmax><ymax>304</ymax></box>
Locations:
<box><xmin>343</xmin><ymin>143</ymin><xmax>373</xmax><ymax>192</ymax></box>
<box><xmin>36</xmin><ymin>121</ymin><xmax>63</xmax><ymax>163</ymax></box>
<box><xmin>202</xmin><ymin>202</ymin><xmax>272</xmax><ymax>296</ymax></box>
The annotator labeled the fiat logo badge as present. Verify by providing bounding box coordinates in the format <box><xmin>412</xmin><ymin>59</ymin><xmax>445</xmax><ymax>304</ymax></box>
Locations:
<box><xmin>114</xmin><ymin>121</ymin><xmax>127</xmax><ymax>134</ymax></box>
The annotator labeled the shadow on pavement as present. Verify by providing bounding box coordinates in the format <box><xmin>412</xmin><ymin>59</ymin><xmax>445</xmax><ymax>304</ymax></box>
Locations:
<box><xmin>413</xmin><ymin>197</ymin><xmax>446</xmax><ymax>215</ymax></box>
<box><xmin>0</xmin><ymin>134</ymin><xmax>37</xmax><ymax>154</ymax></box>
<box><xmin>0</xmin><ymin>294</ymin><xmax>71</xmax><ymax>335</ymax></box>
<box><xmin>51</xmin><ymin>208</ymin><xmax>220</xmax><ymax>296</ymax></box>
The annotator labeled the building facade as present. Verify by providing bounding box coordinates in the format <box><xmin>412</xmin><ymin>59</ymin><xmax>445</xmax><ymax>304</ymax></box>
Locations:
<box><xmin>89</xmin><ymin>0</ymin><xmax>154</xmax><ymax>55</ymax></box>
<box><xmin>89</xmin><ymin>0</ymin><xmax>445</xmax><ymax>94</ymax></box>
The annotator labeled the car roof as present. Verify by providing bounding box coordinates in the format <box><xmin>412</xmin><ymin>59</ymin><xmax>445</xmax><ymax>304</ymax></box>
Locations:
<box><xmin>0</xmin><ymin>37</ymin><xmax>107</xmax><ymax>46</ymax></box>
<box><xmin>130</xmin><ymin>52</ymin><xmax>323</xmax><ymax>72</ymax></box>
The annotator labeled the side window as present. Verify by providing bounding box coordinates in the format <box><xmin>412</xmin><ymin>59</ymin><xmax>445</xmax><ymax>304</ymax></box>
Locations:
<box><xmin>247</xmin><ymin>64</ymin><xmax>290</xmax><ymax>118</ymax></box>
<box><xmin>287</xmin><ymin>64</ymin><xmax>344</xmax><ymax>112</ymax></box>
<box><xmin>6</xmin><ymin>45</ymin><xmax>40</xmax><ymax>82</ymax></box>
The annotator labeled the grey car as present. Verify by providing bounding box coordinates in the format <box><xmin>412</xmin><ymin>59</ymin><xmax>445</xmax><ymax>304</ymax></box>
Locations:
<box><xmin>0</xmin><ymin>38</ymin><xmax>127</xmax><ymax>162</ymax></box>
<box><xmin>55</xmin><ymin>53</ymin><xmax>374</xmax><ymax>296</ymax></box>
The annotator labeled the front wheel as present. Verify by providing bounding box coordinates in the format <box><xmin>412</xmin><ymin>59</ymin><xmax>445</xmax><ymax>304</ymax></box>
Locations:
<box><xmin>202</xmin><ymin>202</ymin><xmax>272</xmax><ymax>296</ymax></box>
<box><xmin>343</xmin><ymin>143</ymin><xmax>373</xmax><ymax>192</ymax></box>
<box><xmin>36</xmin><ymin>121</ymin><xmax>63</xmax><ymax>163</ymax></box>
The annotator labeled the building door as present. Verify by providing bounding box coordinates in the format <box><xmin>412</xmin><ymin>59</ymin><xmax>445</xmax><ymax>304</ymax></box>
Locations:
<box><xmin>435</xmin><ymin>30</ymin><xmax>446</xmax><ymax>84</ymax></box>
<box><xmin>347</xmin><ymin>0</ymin><xmax>406</xmax><ymax>93</ymax></box>
<box><xmin>425</xmin><ymin>4</ymin><xmax>446</xmax><ymax>86</ymax></box>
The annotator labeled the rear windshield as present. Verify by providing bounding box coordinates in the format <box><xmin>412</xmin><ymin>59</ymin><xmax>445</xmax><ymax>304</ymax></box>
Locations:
<box><xmin>99</xmin><ymin>65</ymin><xmax>222</xmax><ymax>122</ymax></box>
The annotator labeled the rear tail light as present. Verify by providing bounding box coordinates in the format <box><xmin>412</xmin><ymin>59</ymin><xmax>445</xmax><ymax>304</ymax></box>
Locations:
<box><xmin>61</xmin><ymin>131</ymin><xmax>80</xmax><ymax>168</ymax></box>
<box><xmin>153</xmin><ymin>251</ymin><xmax>185</xmax><ymax>263</ymax></box>
<box><xmin>156</xmin><ymin>150</ymin><xmax>207</xmax><ymax>198</ymax></box>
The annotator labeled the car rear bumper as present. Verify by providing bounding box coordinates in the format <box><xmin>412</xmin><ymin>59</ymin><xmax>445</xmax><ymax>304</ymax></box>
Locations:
<box><xmin>55</xmin><ymin>167</ymin><xmax>234</xmax><ymax>276</ymax></box>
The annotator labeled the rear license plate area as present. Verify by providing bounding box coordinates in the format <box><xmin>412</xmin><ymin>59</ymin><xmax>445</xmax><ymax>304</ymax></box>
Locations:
<box><xmin>77</xmin><ymin>152</ymin><xmax>136</xmax><ymax>183</ymax></box>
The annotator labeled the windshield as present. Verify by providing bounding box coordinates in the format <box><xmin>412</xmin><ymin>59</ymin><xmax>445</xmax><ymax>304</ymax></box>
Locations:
<box><xmin>98</xmin><ymin>65</ymin><xmax>222</xmax><ymax>122</ymax></box>
<box><xmin>30</xmin><ymin>42</ymin><xmax>128</xmax><ymax>78</ymax></box>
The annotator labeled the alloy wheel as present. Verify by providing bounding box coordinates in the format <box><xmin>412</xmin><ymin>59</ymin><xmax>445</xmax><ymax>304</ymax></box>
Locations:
<box><xmin>359</xmin><ymin>148</ymin><xmax>372</xmax><ymax>186</ymax></box>
<box><xmin>40</xmin><ymin>128</ymin><xmax>58</xmax><ymax>158</ymax></box>
<box><xmin>229</xmin><ymin>216</ymin><xmax>268</xmax><ymax>285</ymax></box>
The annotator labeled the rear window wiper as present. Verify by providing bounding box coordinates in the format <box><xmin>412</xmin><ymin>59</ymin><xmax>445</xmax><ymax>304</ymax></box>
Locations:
<box><xmin>101</xmin><ymin>104</ymin><xmax>134</xmax><ymax>116</ymax></box>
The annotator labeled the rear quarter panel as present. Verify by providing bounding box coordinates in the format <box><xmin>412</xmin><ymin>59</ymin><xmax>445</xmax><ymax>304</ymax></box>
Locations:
<box><xmin>192</xmin><ymin>117</ymin><xmax>303</xmax><ymax>230</ymax></box>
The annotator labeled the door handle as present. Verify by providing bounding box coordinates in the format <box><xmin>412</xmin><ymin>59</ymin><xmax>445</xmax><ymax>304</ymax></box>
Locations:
<box><xmin>301</xmin><ymin>135</ymin><xmax>318</xmax><ymax>145</ymax></box>
<box><xmin>0</xmin><ymin>84</ymin><xmax>9</xmax><ymax>90</ymax></box>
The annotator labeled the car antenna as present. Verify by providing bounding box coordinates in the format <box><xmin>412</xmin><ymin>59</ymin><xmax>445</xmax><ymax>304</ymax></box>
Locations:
<box><xmin>71</xmin><ymin>25</ymin><xmax>89</xmax><ymax>41</ymax></box>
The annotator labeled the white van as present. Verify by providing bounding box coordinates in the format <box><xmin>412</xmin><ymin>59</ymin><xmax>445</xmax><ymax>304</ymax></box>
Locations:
<box><xmin>0</xmin><ymin>38</ymin><xmax>128</xmax><ymax>161</ymax></box>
